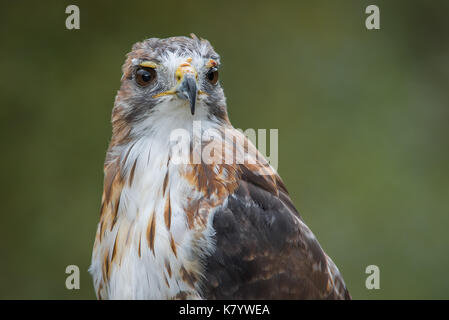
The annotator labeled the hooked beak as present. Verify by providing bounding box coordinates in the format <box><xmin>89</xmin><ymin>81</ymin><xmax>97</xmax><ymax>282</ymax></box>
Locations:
<box><xmin>152</xmin><ymin>58</ymin><xmax>207</xmax><ymax>116</ymax></box>
<box><xmin>177</xmin><ymin>74</ymin><xmax>197</xmax><ymax>115</ymax></box>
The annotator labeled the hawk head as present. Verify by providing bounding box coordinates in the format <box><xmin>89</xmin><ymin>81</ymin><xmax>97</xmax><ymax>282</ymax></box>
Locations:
<box><xmin>113</xmin><ymin>34</ymin><xmax>228</xmax><ymax>139</ymax></box>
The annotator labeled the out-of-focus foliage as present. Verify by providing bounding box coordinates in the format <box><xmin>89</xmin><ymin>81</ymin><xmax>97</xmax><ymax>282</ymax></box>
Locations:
<box><xmin>0</xmin><ymin>0</ymin><xmax>448</xmax><ymax>299</ymax></box>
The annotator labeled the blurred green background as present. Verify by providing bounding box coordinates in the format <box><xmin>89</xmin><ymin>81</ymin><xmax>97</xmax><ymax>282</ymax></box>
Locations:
<box><xmin>0</xmin><ymin>0</ymin><xmax>448</xmax><ymax>299</ymax></box>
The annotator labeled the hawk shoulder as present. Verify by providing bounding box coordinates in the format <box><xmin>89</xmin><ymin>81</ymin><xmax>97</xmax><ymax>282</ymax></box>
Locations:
<box><xmin>201</xmin><ymin>164</ymin><xmax>351</xmax><ymax>300</ymax></box>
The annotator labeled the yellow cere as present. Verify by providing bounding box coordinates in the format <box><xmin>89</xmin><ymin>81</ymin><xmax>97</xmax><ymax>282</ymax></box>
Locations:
<box><xmin>175</xmin><ymin>60</ymin><xmax>198</xmax><ymax>82</ymax></box>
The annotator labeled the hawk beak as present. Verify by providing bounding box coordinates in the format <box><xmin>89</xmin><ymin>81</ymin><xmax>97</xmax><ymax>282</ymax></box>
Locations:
<box><xmin>177</xmin><ymin>73</ymin><xmax>197</xmax><ymax>115</ymax></box>
<box><xmin>174</xmin><ymin>60</ymin><xmax>198</xmax><ymax>115</ymax></box>
<box><xmin>152</xmin><ymin>59</ymin><xmax>206</xmax><ymax>115</ymax></box>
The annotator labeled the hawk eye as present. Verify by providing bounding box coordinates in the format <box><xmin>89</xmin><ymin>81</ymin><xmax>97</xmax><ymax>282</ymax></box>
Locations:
<box><xmin>206</xmin><ymin>68</ymin><xmax>219</xmax><ymax>85</ymax></box>
<box><xmin>135</xmin><ymin>67</ymin><xmax>156</xmax><ymax>87</ymax></box>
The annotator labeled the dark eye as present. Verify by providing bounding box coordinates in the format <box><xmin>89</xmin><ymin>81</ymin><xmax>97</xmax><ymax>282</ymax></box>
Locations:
<box><xmin>135</xmin><ymin>67</ymin><xmax>156</xmax><ymax>87</ymax></box>
<box><xmin>206</xmin><ymin>67</ymin><xmax>219</xmax><ymax>84</ymax></box>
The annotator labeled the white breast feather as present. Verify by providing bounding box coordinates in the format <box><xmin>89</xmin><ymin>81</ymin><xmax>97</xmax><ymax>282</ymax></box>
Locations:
<box><xmin>90</xmin><ymin>98</ymin><xmax>224</xmax><ymax>299</ymax></box>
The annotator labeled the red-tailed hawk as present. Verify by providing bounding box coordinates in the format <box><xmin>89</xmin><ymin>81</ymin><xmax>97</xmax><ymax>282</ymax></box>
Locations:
<box><xmin>89</xmin><ymin>35</ymin><xmax>350</xmax><ymax>300</ymax></box>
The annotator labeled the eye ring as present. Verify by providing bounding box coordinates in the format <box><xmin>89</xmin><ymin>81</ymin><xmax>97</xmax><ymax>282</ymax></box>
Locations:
<box><xmin>135</xmin><ymin>67</ymin><xmax>156</xmax><ymax>87</ymax></box>
<box><xmin>206</xmin><ymin>67</ymin><xmax>219</xmax><ymax>85</ymax></box>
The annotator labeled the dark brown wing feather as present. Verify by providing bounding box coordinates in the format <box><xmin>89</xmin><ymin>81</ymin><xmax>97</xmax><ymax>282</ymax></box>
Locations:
<box><xmin>201</xmin><ymin>167</ymin><xmax>351</xmax><ymax>300</ymax></box>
